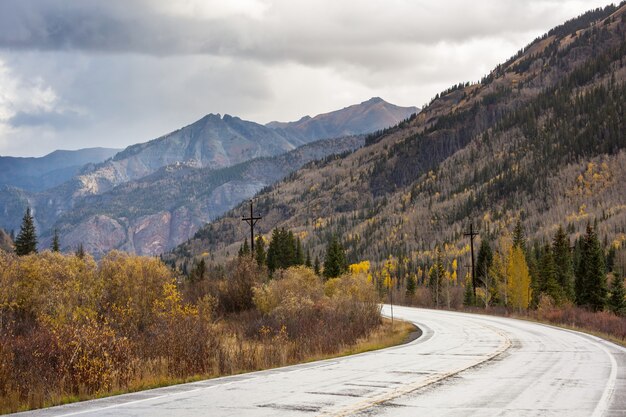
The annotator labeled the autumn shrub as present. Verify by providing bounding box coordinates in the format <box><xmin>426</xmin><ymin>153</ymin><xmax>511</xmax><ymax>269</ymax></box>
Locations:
<box><xmin>531</xmin><ymin>301</ymin><xmax>626</xmax><ymax>341</ymax></box>
<box><xmin>215</xmin><ymin>257</ymin><xmax>265</xmax><ymax>314</ymax></box>
<box><xmin>0</xmin><ymin>252</ymin><xmax>383</xmax><ymax>413</ymax></box>
<box><xmin>253</xmin><ymin>267</ymin><xmax>380</xmax><ymax>357</ymax></box>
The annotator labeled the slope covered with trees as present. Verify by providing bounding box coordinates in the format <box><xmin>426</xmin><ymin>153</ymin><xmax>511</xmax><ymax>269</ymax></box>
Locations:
<box><xmin>171</xmin><ymin>3</ymin><xmax>626</xmax><ymax>309</ymax></box>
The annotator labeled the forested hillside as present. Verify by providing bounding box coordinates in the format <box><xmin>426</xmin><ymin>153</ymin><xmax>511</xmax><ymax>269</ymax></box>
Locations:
<box><xmin>172</xmin><ymin>4</ymin><xmax>626</xmax><ymax>282</ymax></box>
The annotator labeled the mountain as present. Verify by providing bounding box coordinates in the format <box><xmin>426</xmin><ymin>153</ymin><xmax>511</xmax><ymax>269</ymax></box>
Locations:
<box><xmin>71</xmin><ymin>114</ymin><xmax>299</xmax><ymax>197</ymax></box>
<box><xmin>0</xmin><ymin>147</ymin><xmax>120</xmax><ymax>192</ymax></box>
<box><xmin>266</xmin><ymin>97</ymin><xmax>419</xmax><ymax>142</ymax></box>
<box><xmin>48</xmin><ymin>135</ymin><xmax>363</xmax><ymax>257</ymax></box>
<box><xmin>170</xmin><ymin>4</ymin><xmax>626</xmax><ymax>272</ymax></box>
<box><xmin>0</xmin><ymin>97</ymin><xmax>417</xmax><ymax>255</ymax></box>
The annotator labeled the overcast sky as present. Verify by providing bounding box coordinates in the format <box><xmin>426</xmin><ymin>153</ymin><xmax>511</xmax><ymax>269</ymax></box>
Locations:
<box><xmin>0</xmin><ymin>0</ymin><xmax>615</xmax><ymax>157</ymax></box>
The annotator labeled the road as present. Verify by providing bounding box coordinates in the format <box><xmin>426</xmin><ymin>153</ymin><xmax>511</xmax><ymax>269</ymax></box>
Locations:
<box><xmin>12</xmin><ymin>305</ymin><xmax>626</xmax><ymax>417</ymax></box>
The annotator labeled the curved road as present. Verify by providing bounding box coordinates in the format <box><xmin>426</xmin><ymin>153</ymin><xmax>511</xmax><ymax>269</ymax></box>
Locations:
<box><xmin>13</xmin><ymin>306</ymin><xmax>626</xmax><ymax>417</ymax></box>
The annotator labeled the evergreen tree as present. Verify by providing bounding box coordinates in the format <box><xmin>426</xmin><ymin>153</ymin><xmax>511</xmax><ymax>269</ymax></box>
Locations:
<box><xmin>314</xmin><ymin>255</ymin><xmax>321</xmax><ymax>276</ymax></box>
<box><xmin>576</xmin><ymin>224</ymin><xmax>607</xmax><ymax>311</ymax></box>
<box><xmin>266</xmin><ymin>228</ymin><xmax>281</xmax><ymax>272</ymax></box>
<box><xmin>323</xmin><ymin>235</ymin><xmax>347</xmax><ymax>279</ymax></box>
<box><xmin>606</xmin><ymin>245</ymin><xmax>616</xmax><ymax>273</ymax></box>
<box><xmin>552</xmin><ymin>226</ymin><xmax>575</xmax><ymax>301</ymax></box>
<box><xmin>255</xmin><ymin>236</ymin><xmax>266</xmax><ymax>266</ymax></box>
<box><xmin>527</xmin><ymin>245</ymin><xmax>541</xmax><ymax>309</ymax></box>
<box><xmin>512</xmin><ymin>218</ymin><xmax>526</xmax><ymax>253</ymax></box>
<box><xmin>15</xmin><ymin>207</ymin><xmax>37</xmax><ymax>256</ymax></box>
<box><xmin>266</xmin><ymin>228</ymin><xmax>298</xmax><ymax>272</ymax></box>
<box><xmin>608</xmin><ymin>275</ymin><xmax>626</xmax><ymax>317</ymax></box>
<box><xmin>51</xmin><ymin>228</ymin><xmax>60</xmax><ymax>252</ymax></box>
<box><xmin>189</xmin><ymin>258</ymin><xmax>207</xmax><ymax>283</ymax></box>
<box><xmin>463</xmin><ymin>274</ymin><xmax>475</xmax><ymax>307</ymax></box>
<box><xmin>305</xmin><ymin>249</ymin><xmax>312</xmax><ymax>268</ymax></box>
<box><xmin>538</xmin><ymin>243</ymin><xmax>563</xmax><ymax>304</ymax></box>
<box><xmin>406</xmin><ymin>274</ymin><xmax>416</xmax><ymax>297</ymax></box>
<box><xmin>476</xmin><ymin>239</ymin><xmax>493</xmax><ymax>287</ymax></box>
<box><xmin>295</xmin><ymin>238</ymin><xmax>304</xmax><ymax>265</ymax></box>
<box><xmin>238</xmin><ymin>239</ymin><xmax>250</xmax><ymax>257</ymax></box>
<box><xmin>75</xmin><ymin>243</ymin><xmax>85</xmax><ymax>259</ymax></box>
<box><xmin>285</xmin><ymin>230</ymin><xmax>297</xmax><ymax>266</ymax></box>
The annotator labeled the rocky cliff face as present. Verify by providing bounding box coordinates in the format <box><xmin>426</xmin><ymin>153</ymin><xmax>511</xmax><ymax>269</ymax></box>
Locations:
<box><xmin>48</xmin><ymin>135</ymin><xmax>364</xmax><ymax>257</ymax></box>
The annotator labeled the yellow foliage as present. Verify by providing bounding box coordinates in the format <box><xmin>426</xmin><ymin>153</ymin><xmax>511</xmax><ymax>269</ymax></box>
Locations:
<box><xmin>507</xmin><ymin>247</ymin><xmax>531</xmax><ymax>310</ymax></box>
<box><xmin>349</xmin><ymin>260</ymin><xmax>370</xmax><ymax>275</ymax></box>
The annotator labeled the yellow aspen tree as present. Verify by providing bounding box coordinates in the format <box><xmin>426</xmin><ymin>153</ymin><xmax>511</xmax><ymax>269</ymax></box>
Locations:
<box><xmin>507</xmin><ymin>246</ymin><xmax>531</xmax><ymax>310</ymax></box>
<box><xmin>451</xmin><ymin>259</ymin><xmax>458</xmax><ymax>285</ymax></box>
<box><xmin>489</xmin><ymin>251</ymin><xmax>507</xmax><ymax>306</ymax></box>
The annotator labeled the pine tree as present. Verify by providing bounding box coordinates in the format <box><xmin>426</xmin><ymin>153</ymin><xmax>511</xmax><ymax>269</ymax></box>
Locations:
<box><xmin>552</xmin><ymin>225</ymin><xmax>575</xmax><ymax>301</ymax></box>
<box><xmin>323</xmin><ymin>235</ymin><xmax>347</xmax><ymax>279</ymax></box>
<box><xmin>512</xmin><ymin>218</ymin><xmax>526</xmax><ymax>253</ymax></box>
<box><xmin>266</xmin><ymin>228</ymin><xmax>298</xmax><ymax>272</ymax></box>
<box><xmin>314</xmin><ymin>255</ymin><xmax>321</xmax><ymax>276</ymax></box>
<box><xmin>463</xmin><ymin>273</ymin><xmax>475</xmax><ymax>307</ymax></box>
<box><xmin>189</xmin><ymin>258</ymin><xmax>207</xmax><ymax>283</ymax></box>
<box><xmin>606</xmin><ymin>246</ymin><xmax>617</xmax><ymax>273</ymax></box>
<box><xmin>51</xmin><ymin>228</ymin><xmax>60</xmax><ymax>252</ymax></box>
<box><xmin>255</xmin><ymin>236</ymin><xmax>266</xmax><ymax>266</ymax></box>
<box><xmin>406</xmin><ymin>274</ymin><xmax>416</xmax><ymax>297</ymax></box>
<box><xmin>75</xmin><ymin>243</ymin><xmax>85</xmax><ymax>259</ymax></box>
<box><xmin>608</xmin><ymin>275</ymin><xmax>626</xmax><ymax>317</ymax></box>
<box><xmin>295</xmin><ymin>238</ymin><xmax>304</xmax><ymax>265</ymax></box>
<box><xmin>538</xmin><ymin>243</ymin><xmax>563</xmax><ymax>304</ymax></box>
<box><xmin>238</xmin><ymin>239</ymin><xmax>250</xmax><ymax>257</ymax></box>
<box><xmin>285</xmin><ymin>231</ymin><xmax>297</xmax><ymax>266</ymax></box>
<box><xmin>305</xmin><ymin>249</ymin><xmax>312</xmax><ymax>268</ymax></box>
<box><xmin>15</xmin><ymin>207</ymin><xmax>38</xmax><ymax>256</ymax></box>
<box><xmin>576</xmin><ymin>224</ymin><xmax>607</xmax><ymax>311</ymax></box>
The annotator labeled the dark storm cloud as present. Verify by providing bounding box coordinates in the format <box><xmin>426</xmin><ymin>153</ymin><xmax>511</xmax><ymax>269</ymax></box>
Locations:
<box><xmin>0</xmin><ymin>0</ymin><xmax>613</xmax><ymax>65</ymax></box>
<box><xmin>0</xmin><ymin>0</ymin><xmax>616</xmax><ymax>156</ymax></box>
<box><xmin>8</xmin><ymin>109</ymin><xmax>85</xmax><ymax>129</ymax></box>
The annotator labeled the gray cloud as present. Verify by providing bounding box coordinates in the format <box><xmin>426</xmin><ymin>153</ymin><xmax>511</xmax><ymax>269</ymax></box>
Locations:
<box><xmin>9</xmin><ymin>109</ymin><xmax>85</xmax><ymax>129</ymax></box>
<box><xmin>0</xmin><ymin>0</ymin><xmax>616</xmax><ymax>156</ymax></box>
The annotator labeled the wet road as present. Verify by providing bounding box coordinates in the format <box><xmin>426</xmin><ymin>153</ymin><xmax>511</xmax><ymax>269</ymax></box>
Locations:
<box><xmin>12</xmin><ymin>305</ymin><xmax>626</xmax><ymax>417</ymax></box>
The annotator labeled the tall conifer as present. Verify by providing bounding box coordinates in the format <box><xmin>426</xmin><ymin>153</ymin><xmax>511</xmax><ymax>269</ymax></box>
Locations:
<box><xmin>15</xmin><ymin>207</ymin><xmax>37</xmax><ymax>256</ymax></box>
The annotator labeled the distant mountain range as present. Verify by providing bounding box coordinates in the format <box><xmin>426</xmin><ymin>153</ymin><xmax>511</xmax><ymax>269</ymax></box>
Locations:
<box><xmin>169</xmin><ymin>4</ymin><xmax>626</xmax><ymax>272</ymax></box>
<box><xmin>0</xmin><ymin>98</ymin><xmax>418</xmax><ymax>256</ymax></box>
<box><xmin>266</xmin><ymin>97</ymin><xmax>419</xmax><ymax>142</ymax></box>
<box><xmin>0</xmin><ymin>148</ymin><xmax>120</xmax><ymax>192</ymax></box>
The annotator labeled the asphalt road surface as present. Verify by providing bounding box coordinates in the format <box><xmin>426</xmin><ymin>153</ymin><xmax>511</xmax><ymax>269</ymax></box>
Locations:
<box><xmin>12</xmin><ymin>305</ymin><xmax>626</xmax><ymax>417</ymax></box>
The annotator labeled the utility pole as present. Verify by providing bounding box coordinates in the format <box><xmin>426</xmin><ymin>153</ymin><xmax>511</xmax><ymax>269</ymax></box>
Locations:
<box><xmin>242</xmin><ymin>200</ymin><xmax>262</xmax><ymax>256</ymax></box>
<box><xmin>464</xmin><ymin>222</ymin><xmax>479</xmax><ymax>298</ymax></box>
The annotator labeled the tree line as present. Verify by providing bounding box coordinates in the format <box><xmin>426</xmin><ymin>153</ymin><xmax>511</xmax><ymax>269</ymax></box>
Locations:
<box><xmin>236</xmin><ymin>228</ymin><xmax>348</xmax><ymax>280</ymax></box>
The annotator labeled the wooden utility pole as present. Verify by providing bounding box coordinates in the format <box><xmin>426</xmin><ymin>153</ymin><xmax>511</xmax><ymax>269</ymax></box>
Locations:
<box><xmin>464</xmin><ymin>222</ymin><xmax>479</xmax><ymax>298</ymax></box>
<box><xmin>242</xmin><ymin>200</ymin><xmax>262</xmax><ymax>256</ymax></box>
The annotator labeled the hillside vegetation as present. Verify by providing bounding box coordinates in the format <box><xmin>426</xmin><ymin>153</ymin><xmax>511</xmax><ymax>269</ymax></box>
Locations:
<box><xmin>172</xmin><ymin>4</ymin><xmax>626</xmax><ymax>282</ymax></box>
<box><xmin>0</xmin><ymin>251</ymin><xmax>382</xmax><ymax>413</ymax></box>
